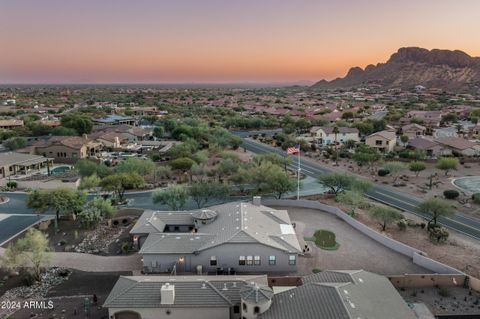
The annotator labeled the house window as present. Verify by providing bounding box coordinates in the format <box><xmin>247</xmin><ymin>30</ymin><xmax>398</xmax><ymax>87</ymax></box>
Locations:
<box><xmin>254</xmin><ymin>306</ymin><xmax>260</xmax><ymax>314</ymax></box>
<box><xmin>288</xmin><ymin>255</ymin><xmax>296</xmax><ymax>265</ymax></box>
<box><xmin>375</xmin><ymin>140</ymin><xmax>382</xmax><ymax>146</ymax></box>
<box><xmin>210</xmin><ymin>256</ymin><xmax>217</xmax><ymax>266</ymax></box>
<box><xmin>233</xmin><ymin>305</ymin><xmax>240</xmax><ymax>314</ymax></box>
<box><xmin>239</xmin><ymin>256</ymin><xmax>245</xmax><ymax>265</ymax></box>
<box><xmin>269</xmin><ymin>256</ymin><xmax>276</xmax><ymax>265</ymax></box>
<box><xmin>254</xmin><ymin>256</ymin><xmax>261</xmax><ymax>265</ymax></box>
<box><xmin>243</xmin><ymin>303</ymin><xmax>247</xmax><ymax>311</ymax></box>
<box><xmin>246</xmin><ymin>256</ymin><xmax>253</xmax><ymax>266</ymax></box>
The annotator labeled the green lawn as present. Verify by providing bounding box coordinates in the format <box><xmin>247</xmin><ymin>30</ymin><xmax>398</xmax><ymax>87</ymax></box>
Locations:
<box><xmin>305</xmin><ymin>229</ymin><xmax>340</xmax><ymax>250</ymax></box>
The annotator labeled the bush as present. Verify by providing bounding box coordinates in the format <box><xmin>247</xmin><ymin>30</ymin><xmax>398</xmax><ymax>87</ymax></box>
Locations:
<box><xmin>472</xmin><ymin>193</ymin><xmax>480</xmax><ymax>204</ymax></box>
<box><xmin>378</xmin><ymin>169</ymin><xmax>390</xmax><ymax>177</ymax></box>
<box><xmin>6</xmin><ymin>181</ymin><xmax>17</xmax><ymax>189</ymax></box>
<box><xmin>428</xmin><ymin>226</ymin><xmax>449</xmax><ymax>244</ymax></box>
<box><xmin>397</xmin><ymin>219</ymin><xmax>408</xmax><ymax>231</ymax></box>
<box><xmin>312</xmin><ymin>268</ymin><xmax>322</xmax><ymax>274</ymax></box>
<box><xmin>121</xmin><ymin>241</ymin><xmax>130</xmax><ymax>254</ymax></box>
<box><xmin>443</xmin><ymin>189</ymin><xmax>460</xmax><ymax>200</ymax></box>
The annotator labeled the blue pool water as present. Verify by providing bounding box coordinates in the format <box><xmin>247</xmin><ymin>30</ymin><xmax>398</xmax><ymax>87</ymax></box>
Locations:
<box><xmin>51</xmin><ymin>166</ymin><xmax>71</xmax><ymax>174</ymax></box>
<box><xmin>453</xmin><ymin>176</ymin><xmax>480</xmax><ymax>194</ymax></box>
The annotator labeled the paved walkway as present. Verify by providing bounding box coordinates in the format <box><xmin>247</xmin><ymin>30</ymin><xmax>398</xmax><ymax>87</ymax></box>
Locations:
<box><xmin>0</xmin><ymin>247</ymin><xmax>142</xmax><ymax>272</ymax></box>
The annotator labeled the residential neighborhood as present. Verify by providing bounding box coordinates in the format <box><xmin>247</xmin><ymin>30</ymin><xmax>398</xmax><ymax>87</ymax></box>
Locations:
<box><xmin>2</xmin><ymin>1</ymin><xmax>480</xmax><ymax>318</ymax></box>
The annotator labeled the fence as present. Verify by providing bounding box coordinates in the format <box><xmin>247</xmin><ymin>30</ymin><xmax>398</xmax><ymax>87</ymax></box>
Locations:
<box><xmin>262</xmin><ymin>199</ymin><xmax>462</xmax><ymax>275</ymax></box>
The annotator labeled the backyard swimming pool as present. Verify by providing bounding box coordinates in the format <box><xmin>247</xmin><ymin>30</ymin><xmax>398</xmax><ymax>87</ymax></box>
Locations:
<box><xmin>453</xmin><ymin>176</ymin><xmax>480</xmax><ymax>194</ymax></box>
<box><xmin>50</xmin><ymin>166</ymin><xmax>71</xmax><ymax>174</ymax></box>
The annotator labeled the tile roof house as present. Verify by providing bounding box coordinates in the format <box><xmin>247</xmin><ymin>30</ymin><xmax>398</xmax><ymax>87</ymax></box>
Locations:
<box><xmin>407</xmin><ymin>137</ymin><xmax>450</xmax><ymax>158</ymax></box>
<box><xmin>260</xmin><ymin>270</ymin><xmax>416</xmax><ymax>319</ymax></box>
<box><xmin>365</xmin><ymin>130</ymin><xmax>397</xmax><ymax>152</ymax></box>
<box><xmin>0</xmin><ymin>152</ymin><xmax>53</xmax><ymax>178</ymax></box>
<box><xmin>0</xmin><ymin>119</ymin><xmax>24</xmax><ymax>129</ymax></box>
<box><xmin>92</xmin><ymin>124</ymin><xmax>153</xmax><ymax>142</ymax></box>
<box><xmin>94</xmin><ymin>115</ymin><xmax>136</xmax><ymax>126</ymax></box>
<box><xmin>131</xmin><ymin>201</ymin><xmax>302</xmax><ymax>274</ymax></box>
<box><xmin>310</xmin><ymin>126</ymin><xmax>359</xmax><ymax>146</ymax></box>
<box><xmin>403</xmin><ymin>111</ymin><xmax>442</xmax><ymax>127</ymax></box>
<box><xmin>30</xmin><ymin>135</ymin><xmax>102</xmax><ymax>163</ymax></box>
<box><xmin>104</xmin><ymin>275</ymin><xmax>270</xmax><ymax>319</ymax></box>
<box><xmin>435</xmin><ymin>137</ymin><xmax>480</xmax><ymax>156</ymax></box>
<box><xmin>104</xmin><ymin>270</ymin><xmax>415</xmax><ymax>319</ymax></box>
<box><xmin>402</xmin><ymin>123</ymin><xmax>426</xmax><ymax>139</ymax></box>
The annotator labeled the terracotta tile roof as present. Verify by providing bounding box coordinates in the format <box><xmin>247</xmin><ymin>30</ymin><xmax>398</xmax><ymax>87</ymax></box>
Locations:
<box><xmin>435</xmin><ymin>137</ymin><xmax>477</xmax><ymax>150</ymax></box>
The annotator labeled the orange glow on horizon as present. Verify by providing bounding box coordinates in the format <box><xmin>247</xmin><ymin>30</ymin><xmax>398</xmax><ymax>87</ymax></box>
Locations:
<box><xmin>1</xmin><ymin>0</ymin><xmax>480</xmax><ymax>83</ymax></box>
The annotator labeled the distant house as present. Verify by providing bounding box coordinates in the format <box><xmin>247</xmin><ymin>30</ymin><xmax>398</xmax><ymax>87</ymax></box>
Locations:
<box><xmin>435</xmin><ymin>137</ymin><xmax>480</xmax><ymax>156</ymax></box>
<box><xmin>131</xmin><ymin>200</ymin><xmax>302</xmax><ymax>274</ymax></box>
<box><xmin>260</xmin><ymin>270</ymin><xmax>416</xmax><ymax>319</ymax></box>
<box><xmin>94</xmin><ymin>115</ymin><xmax>136</xmax><ymax>126</ymax></box>
<box><xmin>433</xmin><ymin>127</ymin><xmax>458</xmax><ymax>139</ymax></box>
<box><xmin>0</xmin><ymin>152</ymin><xmax>53</xmax><ymax>178</ymax></box>
<box><xmin>38</xmin><ymin>119</ymin><xmax>61</xmax><ymax>127</ymax></box>
<box><xmin>310</xmin><ymin>126</ymin><xmax>359</xmax><ymax>146</ymax></box>
<box><xmin>92</xmin><ymin>124</ymin><xmax>152</xmax><ymax>142</ymax></box>
<box><xmin>31</xmin><ymin>136</ymin><xmax>102</xmax><ymax>163</ymax></box>
<box><xmin>321</xmin><ymin>110</ymin><xmax>343</xmax><ymax>123</ymax></box>
<box><xmin>0</xmin><ymin>119</ymin><xmax>24</xmax><ymax>130</ymax></box>
<box><xmin>365</xmin><ymin>130</ymin><xmax>396</xmax><ymax>152</ymax></box>
<box><xmin>401</xmin><ymin>111</ymin><xmax>442</xmax><ymax>127</ymax></box>
<box><xmin>401</xmin><ymin>124</ymin><xmax>426</xmax><ymax>139</ymax></box>
<box><xmin>407</xmin><ymin>137</ymin><xmax>450</xmax><ymax>158</ymax></box>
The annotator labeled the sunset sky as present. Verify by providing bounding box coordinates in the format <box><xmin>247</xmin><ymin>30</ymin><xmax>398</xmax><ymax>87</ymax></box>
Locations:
<box><xmin>1</xmin><ymin>0</ymin><xmax>480</xmax><ymax>84</ymax></box>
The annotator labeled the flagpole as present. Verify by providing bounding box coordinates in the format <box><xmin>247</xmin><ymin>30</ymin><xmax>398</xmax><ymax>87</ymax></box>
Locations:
<box><xmin>297</xmin><ymin>146</ymin><xmax>301</xmax><ymax>200</ymax></box>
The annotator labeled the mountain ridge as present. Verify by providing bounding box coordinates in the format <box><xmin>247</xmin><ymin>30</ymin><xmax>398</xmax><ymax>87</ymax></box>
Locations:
<box><xmin>312</xmin><ymin>47</ymin><xmax>480</xmax><ymax>91</ymax></box>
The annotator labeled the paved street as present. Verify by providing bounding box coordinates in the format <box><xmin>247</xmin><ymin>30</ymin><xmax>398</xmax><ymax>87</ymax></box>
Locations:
<box><xmin>0</xmin><ymin>177</ymin><xmax>326</xmax><ymax>246</ymax></box>
<box><xmin>1</xmin><ymin>134</ymin><xmax>479</xmax><ymax>246</ymax></box>
<box><xmin>241</xmin><ymin>138</ymin><xmax>480</xmax><ymax>240</ymax></box>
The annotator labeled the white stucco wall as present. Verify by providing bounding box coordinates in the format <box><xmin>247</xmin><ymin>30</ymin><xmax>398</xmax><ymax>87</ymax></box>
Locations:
<box><xmin>142</xmin><ymin>243</ymin><xmax>298</xmax><ymax>273</ymax></box>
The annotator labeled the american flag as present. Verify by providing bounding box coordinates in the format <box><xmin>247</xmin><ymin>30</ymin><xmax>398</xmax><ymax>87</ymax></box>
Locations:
<box><xmin>287</xmin><ymin>145</ymin><xmax>300</xmax><ymax>155</ymax></box>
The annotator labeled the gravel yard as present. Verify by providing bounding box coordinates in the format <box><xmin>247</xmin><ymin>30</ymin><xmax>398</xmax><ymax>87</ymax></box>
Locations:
<box><xmin>273</xmin><ymin>206</ymin><xmax>429</xmax><ymax>276</ymax></box>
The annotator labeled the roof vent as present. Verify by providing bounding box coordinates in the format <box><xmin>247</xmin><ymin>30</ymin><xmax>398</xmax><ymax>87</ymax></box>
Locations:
<box><xmin>222</xmin><ymin>283</ymin><xmax>228</xmax><ymax>291</ymax></box>
<box><xmin>161</xmin><ymin>283</ymin><xmax>175</xmax><ymax>305</ymax></box>
<box><xmin>192</xmin><ymin>209</ymin><xmax>218</xmax><ymax>220</ymax></box>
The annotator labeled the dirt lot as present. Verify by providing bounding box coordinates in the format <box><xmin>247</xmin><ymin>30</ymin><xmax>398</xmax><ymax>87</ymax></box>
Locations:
<box><xmin>10</xmin><ymin>270</ymin><xmax>131</xmax><ymax>319</ymax></box>
<box><xmin>305</xmin><ymin>151</ymin><xmax>480</xmax><ymax>217</ymax></box>
<box><xmin>317</xmin><ymin>196</ymin><xmax>480</xmax><ymax>278</ymax></box>
<box><xmin>399</xmin><ymin>286</ymin><xmax>480</xmax><ymax>316</ymax></box>
<box><xmin>273</xmin><ymin>206</ymin><xmax>428</xmax><ymax>276</ymax></box>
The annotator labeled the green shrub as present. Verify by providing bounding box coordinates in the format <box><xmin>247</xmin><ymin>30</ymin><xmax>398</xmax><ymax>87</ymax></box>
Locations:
<box><xmin>472</xmin><ymin>193</ymin><xmax>480</xmax><ymax>204</ymax></box>
<box><xmin>428</xmin><ymin>226</ymin><xmax>449</xmax><ymax>244</ymax></box>
<box><xmin>312</xmin><ymin>268</ymin><xmax>322</xmax><ymax>274</ymax></box>
<box><xmin>6</xmin><ymin>181</ymin><xmax>17</xmax><ymax>189</ymax></box>
<box><xmin>378</xmin><ymin>169</ymin><xmax>390</xmax><ymax>177</ymax></box>
<box><xmin>443</xmin><ymin>189</ymin><xmax>460</xmax><ymax>200</ymax></box>
<box><xmin>121</xmin><ymin>241</ymin><xmax>130</xmax><ymax>254</ymax></box>
<box><xmin>397</xmin><ymin>219</ymin><xmax>408</xmax><ymax>231</ymax></box>
<box><xmin>438</xmin><ymin>286</ymin><xmax>450</xmax><ymax>297</ymax></box>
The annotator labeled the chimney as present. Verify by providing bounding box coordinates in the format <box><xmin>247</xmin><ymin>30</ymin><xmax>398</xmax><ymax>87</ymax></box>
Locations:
<box><xmin>253</xmin><ymin>196</ymin><xmax>261</xmax><ymax>206</ymax></box>
<box><xmin>161</xmin><ymin>283</ymin><xmax>175</xmax><ymax>305</ymax></box>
